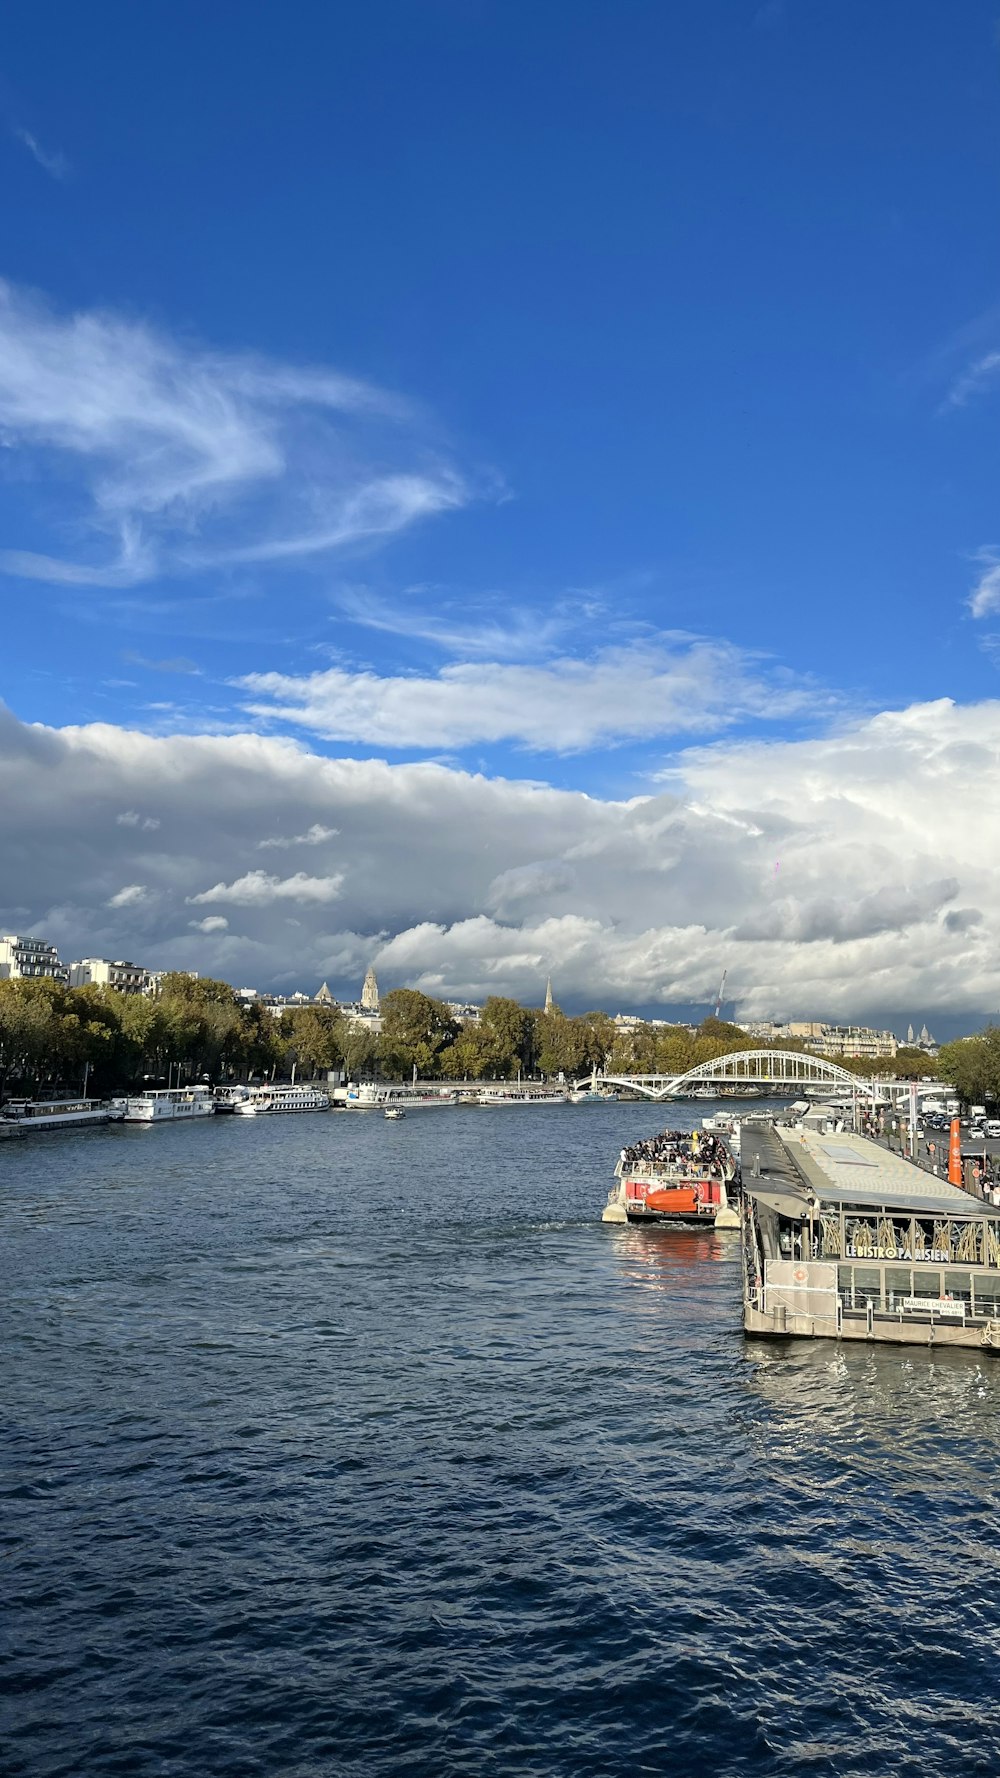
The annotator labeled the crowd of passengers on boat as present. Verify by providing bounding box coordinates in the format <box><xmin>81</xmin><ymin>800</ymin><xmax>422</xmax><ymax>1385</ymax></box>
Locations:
<box><xmin>618</xmin><ymin>1130</ymin><xmax>731</xmax><ymax>1173</ymax></box>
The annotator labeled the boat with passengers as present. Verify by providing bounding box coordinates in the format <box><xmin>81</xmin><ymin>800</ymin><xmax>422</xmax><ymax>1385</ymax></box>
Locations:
<box><xmin>603</xmin><ymin>1125</ymin><xmax>739</xmax><ymax>1227</ymax></box>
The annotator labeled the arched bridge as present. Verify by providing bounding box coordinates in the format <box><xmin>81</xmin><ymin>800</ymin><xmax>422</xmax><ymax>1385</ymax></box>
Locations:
<box><xmin>576</xmin><ymin>1049</ymin><xmax>870</xmax><ymax>1102</ymax></box>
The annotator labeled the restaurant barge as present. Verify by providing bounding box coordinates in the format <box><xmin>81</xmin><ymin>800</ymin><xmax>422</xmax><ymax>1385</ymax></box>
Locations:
<box><xmin>741</xmin><ymin>1124</ymin><xmax>1000</xmax><ymax>1351</ymax></box>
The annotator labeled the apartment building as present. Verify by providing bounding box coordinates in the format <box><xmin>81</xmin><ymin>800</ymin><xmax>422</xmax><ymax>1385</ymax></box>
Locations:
<box><xmin>0</xmin><ymin>935</ymin><xmax>68</xmax><ymax>983</ymax></box>
<box><xmin>68</xmin><ymin>958</ymin><xmax>152</xmax><ymax>994</ymax></box>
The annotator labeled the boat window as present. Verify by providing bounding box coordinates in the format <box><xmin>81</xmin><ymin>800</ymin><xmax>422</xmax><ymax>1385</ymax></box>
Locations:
<box><xmin>944</xmin><ymin>1270</ymin><xmax>973</xmax><ymax>1311</ymax></box>
<box><xmin>908</xmin><ymin>1271</ymin><xmax>941</xmax><ymax>1301</ymax></box>
<box><xmin>852</xmin><ymin>1266</ymin><xmax>881</xmax><ymax>1308</ymax></box>
<box><xmin>885</xmin><ymin>1267</ymin><xmax>911</xmax><ymax>1309</ymax></box>
<box><xmin>973</xmin><ymin>1274</ymin><xmax>1000</xmax><ymax>1317</ymax></box>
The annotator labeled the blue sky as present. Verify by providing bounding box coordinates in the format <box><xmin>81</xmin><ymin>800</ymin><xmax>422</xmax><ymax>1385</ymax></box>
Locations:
<box><xmin>2</xmin><ymin>1</ymin><xmax>1000</xmax><ymax>1025</ymax></box>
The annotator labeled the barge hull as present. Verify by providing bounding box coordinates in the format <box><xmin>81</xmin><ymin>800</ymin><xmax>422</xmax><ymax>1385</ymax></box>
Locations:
<box><xmin>745</xmin><ymin>1303</ymin><xmax>994</xmax><ymax>1349</ymax></box>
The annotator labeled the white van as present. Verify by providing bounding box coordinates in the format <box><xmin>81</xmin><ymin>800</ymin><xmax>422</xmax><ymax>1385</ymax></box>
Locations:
<box><xmin>984</xmin><ymin>1119</ymin><xmax>1000</xmax><ymax>1139</ymax></box>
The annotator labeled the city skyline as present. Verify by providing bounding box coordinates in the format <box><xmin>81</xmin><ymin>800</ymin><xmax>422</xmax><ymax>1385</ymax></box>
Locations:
<box><xmin>0</xmin><ymin>928</ymin><xmax>954</xmax><ymax>1045</ymax></box>
<box><xmin>3</xmin><ymin>6</ymin><xmax>1000</xmax><ymax>1027</ymax></box>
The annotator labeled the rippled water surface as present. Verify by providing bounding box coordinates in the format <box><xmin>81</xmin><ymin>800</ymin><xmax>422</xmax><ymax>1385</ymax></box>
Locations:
<box><xmin>4</xmin><ymin>1102</ymin><xmax>1000</xmax><ymax>1778</ymax></box>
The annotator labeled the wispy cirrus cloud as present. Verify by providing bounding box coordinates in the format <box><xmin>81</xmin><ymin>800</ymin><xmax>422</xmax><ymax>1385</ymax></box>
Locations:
<box><xmin>0</xmin><ymin>280</ymin><xmax>471</xmax><ymax>589</ymax></box>
<box><xmin>331</xmin><ymin>584</ymin><xmax>579</xmax><ymax>660</ymax></box>
<box><xmin>944</xmin><ymin>351</ymin><xmax>1000</xmax><ymax>410</ymax></box>
<box><xmin>968</xmin><ymin>552</ymin><xmax>1000</xmax><ymax>619</ymax></box>
<box><xmin>237</xmin><ymin>636</ymin><xmax>830</xmax><ymax>754</ymax></box>
<box><xmin>12</xmin><ymin>125</ymin><xmax>70</xmax><ymax>181</ymax></box>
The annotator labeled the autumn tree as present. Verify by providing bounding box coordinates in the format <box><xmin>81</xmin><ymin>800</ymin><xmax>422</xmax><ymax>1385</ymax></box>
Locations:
<box><xmin>378</xmin><ymin>989</ymin><xmax>458</xmax><ymax>1078</ymax></box>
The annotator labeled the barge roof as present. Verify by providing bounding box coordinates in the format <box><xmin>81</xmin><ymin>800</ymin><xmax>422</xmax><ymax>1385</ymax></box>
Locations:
<box><xmin>743</xmin><ymin>1124</ymin><xmax>1000</xmax><ymax>1219</ymax></box>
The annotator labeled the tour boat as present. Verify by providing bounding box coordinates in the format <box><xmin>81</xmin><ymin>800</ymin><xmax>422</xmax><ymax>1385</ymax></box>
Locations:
<box><xmin>0</xmin><ymin>1097</ymin><xmax>123</xmax><ymax>1131</ymax></box>
<box><xmin>122</xmin><ymin>1087</ymin><xmax>217</xmax><ymax>1123</ymax></box>
<box><xmin>477</xmin><ymin>1087</ymin><xmax>568</xmax><ymax>1106</ymax></box>
<box><xmin>234</xmin><ymin>1084</ymin><xmax>331</xmax><ymax>1115</ymax></box>
<box><xmin>603</xmin><ymin>1128</ymin><xmax>739</xmax><ymax>1227</ymax></box>
<box><xmin>345</xmin><ymin>1083</ymin><xmax>458</xmax><ymax>1109</ymax></box>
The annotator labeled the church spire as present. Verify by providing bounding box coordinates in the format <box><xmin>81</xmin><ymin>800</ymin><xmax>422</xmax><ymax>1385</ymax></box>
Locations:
<box><xmin>361</xmin><ymin>964</ymin><xmax>379</xmax><ymax>1013</ymax></box>
<box><xmin>544</xmin><ymin>975</ymin><xmax>554</xmax><ymax>1016</ymax></box>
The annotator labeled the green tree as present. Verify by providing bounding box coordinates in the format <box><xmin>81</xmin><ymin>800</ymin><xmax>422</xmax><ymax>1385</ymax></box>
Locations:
<box><xmin>438</xmin><ymin>1025</ymin><xmax>491</xmax><ymax>1079</ymax></box>
<box><xmin>476</xmin><ymin>997</ymin><xmax>532</xmax><ymax>1077</ymax></box>
<box><xmin>937</xmin><ymin>1029</ymin><xmax>1000</xmax><ymax>1105</ymax></box>
<box><xmin>341</xmin><ymin>1023</ymin><xmax>378</xmax><ymax>1081</ymax></box>
<box><xmin>378</xmin><ymin>989</ymin><xmax>458</xmax><ymax>1078</ymax></box>
<box><xmin>536</xmin><ymin>1011</ymin><xmax>589</xmax><ymax>1078</ymax></box>
<box><xmin>279</xmin><ymin>1004</ymin><xmax>348</xmax><ymax>1078</ymax></box>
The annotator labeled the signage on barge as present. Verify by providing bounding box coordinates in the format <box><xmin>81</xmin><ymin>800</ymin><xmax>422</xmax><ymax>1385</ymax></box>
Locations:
<box><xmin>845</xmin><ymin>1244</ymin><xmax>951</xmax><ymax>1263</ymax></box>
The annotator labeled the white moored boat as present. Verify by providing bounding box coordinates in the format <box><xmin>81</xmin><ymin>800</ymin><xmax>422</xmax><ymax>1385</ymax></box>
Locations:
<box><xmin>234</xmin><ymin>1084</ymin><xmax>331</xmax><ymax>1115</ymax></box>
<box><xmin>213</xmin><ymin>1085</ymin><xmax>251</xmax><ymax>1114</ymax></box>
<box><xmin>477</xmin><ymin>1087</ymin><xmax>567</xmax><ymax>1106</ymax></box>
<box><xmin>345</xmin><ymin>1084</ymin><xmax>457</xmax><ymax>1110</ymax></box>
<box><xmin>122</xmin><ymin>1087</ymin><xmax>217</xmax><ymax>1123</ymax></box>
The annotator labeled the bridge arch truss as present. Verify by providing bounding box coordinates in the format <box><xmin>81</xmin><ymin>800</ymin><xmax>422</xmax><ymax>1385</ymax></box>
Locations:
<box><xmin>583</xmin><ymin>1049</ymin><xmax>868</xmax><ymax>1101</ymax></box>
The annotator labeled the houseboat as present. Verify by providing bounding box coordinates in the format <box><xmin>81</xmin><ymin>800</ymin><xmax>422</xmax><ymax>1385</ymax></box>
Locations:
<box><xmin>121</xmin><ymin>1086</ymin><xmax>216</xmax><ymax>1123</ymax></box>
<box><xmin>0</xmin><ymin>1097</ymin><xmax>123</xmax><ymax>1131</ymax></box>
<box><xmin>741</xmin><ymin>1123</ymin><xmax>1000</xmax><ymax>1350</ymax></box>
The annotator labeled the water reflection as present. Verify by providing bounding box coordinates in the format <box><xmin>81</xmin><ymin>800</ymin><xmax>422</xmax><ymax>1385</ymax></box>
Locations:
<box><xmin>610</xmin><ymin>1223</ymin><xmax>737</xmax><ymax>1291</ymax></box>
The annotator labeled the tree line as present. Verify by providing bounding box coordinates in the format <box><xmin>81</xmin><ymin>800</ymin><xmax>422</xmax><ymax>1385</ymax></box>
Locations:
<box><xmin>0</xmin><ymin>971</ymin><xmax>943</xmax><ymax>1099</ymax></box>
<box><xmin>936</xmin><ymin>1029</ymin><xmax>1000</xmax><ymax>1107</ymax></box>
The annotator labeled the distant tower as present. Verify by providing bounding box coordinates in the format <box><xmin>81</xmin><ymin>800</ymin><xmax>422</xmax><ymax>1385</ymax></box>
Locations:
<box><xmin>361</xmin><ymin>965</ymin><xmax>380</xmax><ymax>1013</ymax></box>
<box><xmin>315</xmin><ymin>981</ymin><xmax>335</xmax><ymax>1006</ymax></box>
<box><xmin>907</xmin><ymin>1023</ymin><xmax>914</xmax><ymax>1045</ymax></box>
<box><xmin>544</xmin><ymin>976</ymin><xmax>554</xmax><ymax>1016</ymax></box>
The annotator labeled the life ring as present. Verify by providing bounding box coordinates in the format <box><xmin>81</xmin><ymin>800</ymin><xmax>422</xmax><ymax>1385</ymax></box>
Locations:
<box><xmin>793</xmin><ymin>1267</ymin><xmax>807</xmax><ymax>1283</ymax></box>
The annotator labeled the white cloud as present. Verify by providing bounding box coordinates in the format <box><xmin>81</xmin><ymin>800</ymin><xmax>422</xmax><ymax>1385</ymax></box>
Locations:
<box><xmin>3</xmin><ymin>698</ymin><xmax>1000</xmax><ymax>1022</ymax></box>
<box><xmin>945</xmin><ymin>351</ymin><xmax>1000</xmax><ymax>409</ymax></box>
<box><xmin>332</xmin><ymin>585</ymin><xmax>577</xmax><ymax>660</ymax></box>
<box><xmin>116</xmin><ymin>810</ymin><xmax>160</xmax><ymax>830</ymax></box>
<box><xmin>0</xmin><ymin>280</ymin><xmax>469</xmax><ymax>588</ymax></box>
<box><xmin>238</xmin><ymin>637</ymin><xmax>825</xmax><ymax>753</ymax></box>
<box><xmin>189</xmin><ymin>915</ymin><xmax>229</xmax><ymax>933</ymax></box>
<box><xmin>107</xmin><ymin>883</ymin><xmax>148</xmax><ymax>907</ymax></box>
<box><xmin>187</xmin><ymin>869</ymin><xmax>344</xmax><ymax>906</ymax></box>
<box><xmin>969</xmin><ymin>554</ymin><xmax>1000</xmax><ymax>619</ymax></box>
<box><xmin>12</xmin><ymin>126</ymin><xmax>70</xmax><ymax>181</ymax></box>
<box><xmin>257</xmin><ymin>823</ymin><xmax>338</xmax><ymax>849</ymax></box>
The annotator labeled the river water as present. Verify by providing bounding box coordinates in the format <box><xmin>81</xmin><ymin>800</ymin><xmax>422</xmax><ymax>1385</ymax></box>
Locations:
<box><xmin>3</xmin><ymin>1101</ymin><xmax>999</xmax><ymax>1778</ymax></box>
